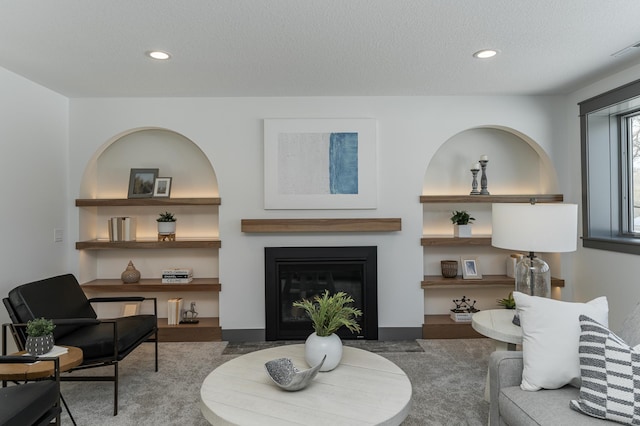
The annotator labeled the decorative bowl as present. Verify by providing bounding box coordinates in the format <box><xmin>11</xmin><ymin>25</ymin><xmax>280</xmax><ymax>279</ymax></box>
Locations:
<box><xmin>264</xmin><ymin>355</ymin><xmax>326</xmax><ymax>391</ymax></box>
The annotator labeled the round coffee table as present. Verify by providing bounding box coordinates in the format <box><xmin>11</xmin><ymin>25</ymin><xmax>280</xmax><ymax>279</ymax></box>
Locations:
<box><xmin>0</xmin><ymin>345</ymin><xmax>83</xmax><ymax>381</ymax></box>
<box><xmin>200</xmin><ymin>344</ymin><xmax>412</xmax><ymax>425</ymax></box>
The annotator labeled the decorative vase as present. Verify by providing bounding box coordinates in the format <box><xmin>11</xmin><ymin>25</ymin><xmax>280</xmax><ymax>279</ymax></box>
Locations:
<box><xmin>454</xmin><ymin>224</ymin><xmax>472</xmax><ymax>238</ymax></box>
<box><xmin>304</xmin><ymin>332</ymin><xmax>343</xmax><ymax>372</ymax></box>
<box><xmin>25</xmin><ymin>334</ymin><xmax>55</xmax><ymax>355</ymax></box>
<box><xmin>121</xmin><ymin>260</ymin><xmax>141</xmax><ymax>283</ymax></box>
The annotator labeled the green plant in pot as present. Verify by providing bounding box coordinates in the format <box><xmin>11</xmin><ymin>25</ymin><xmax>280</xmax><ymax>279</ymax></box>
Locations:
<box><xmin>497</xmin><ymin>292</ymin><xmax>516</xmax><ymax>309</ymax></box>
<box><xmin>450</xmin><ymin>210</ymin><xmax>475</xmax><ymax>238</ymax></box>
<box><xmin>25</xmin><ymin>317</ymin><xmax>56</xmax><ymax>355</ymax></box>
<box><xmin>157</xmin><ymin>211</ymin><xmax>177</xmax><ymax>237</ymax></box>
<box><xmin>293</xmin><ymin>290</ymin><xmax>362</xmax><ymax>371</ymax></box>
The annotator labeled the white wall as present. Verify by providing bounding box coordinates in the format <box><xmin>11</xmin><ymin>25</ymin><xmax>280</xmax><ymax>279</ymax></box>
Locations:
<box><xmin>67</xmin><ymin>95</ymin><xmax>566</xmax><ymax>335</ymax></box>
<box><xmin>567</xmin><ymin>62</ymin><xmax>640</xmax><ymax>332</ymax></box>
<box><xmin>0</xmin><ymin>67</ymin><xmax>69</xmax><ymax>345</ymax></box>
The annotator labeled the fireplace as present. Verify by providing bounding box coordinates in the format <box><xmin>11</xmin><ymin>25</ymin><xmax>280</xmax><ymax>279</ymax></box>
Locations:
<box><xmin>265</xmin><ymin>246</ymin><xmax>378</xmax><ymax>341</ymax></box>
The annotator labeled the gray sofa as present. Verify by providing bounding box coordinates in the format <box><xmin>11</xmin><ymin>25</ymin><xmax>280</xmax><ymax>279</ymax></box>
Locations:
<box><xmin>489</xmin><ymin>301</ymin><xmax>640</xmax><ymax>426</ymax></box>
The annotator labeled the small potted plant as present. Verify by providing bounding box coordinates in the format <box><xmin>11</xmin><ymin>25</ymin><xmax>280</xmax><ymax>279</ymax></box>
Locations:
<box><xmin>293</xmin><ymin>290</ymin><xmax>362</xmax><ymax>371</ymax></box>
<box><xmin>157</xmin><ymin>211</ymin><xmax>177</xmax><ymax>238</ymax></box>
<box><xmin>497</xmin><ymin>292</ymin><xmax>516</xmax><ymax>309</ymax></box>
<box><xmin>450</xmin><ymin>210</ymin><xmax>475</xmax><ymax>238</ymax></box>
<box><xmin>25</xmin><ymin>317</ymin><xmax>56</xmax><ymax>355</ymax></box>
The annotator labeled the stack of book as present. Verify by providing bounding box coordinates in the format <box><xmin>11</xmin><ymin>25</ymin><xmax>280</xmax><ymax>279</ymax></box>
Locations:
<box><xmin>161</xmin><ymin>268</ymin><xmax>193</xmax><ymax>283</ymax></box>
<box><xmin>167</xmin><ymin>298</ymin><xmax>183</xmax><ymax>325</ymax></box>
<box><xmin>108</xmin><ymin>217</ymin><xmax>136</xmax><ymax>241</ymax></box>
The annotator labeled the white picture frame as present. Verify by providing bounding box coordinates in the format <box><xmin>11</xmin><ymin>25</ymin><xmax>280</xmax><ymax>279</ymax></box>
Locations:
<box><xmin>263</xmin><ymin>118</ymin><xmax>378</xmax><ymax>209</ymax></box>
<box><xmin>153</xmin><ymin>177</ymin><xmax>172</xmax><ymax>197</ymax></box>
<box><xmin>461</xmin><ymin>256</ymin><xmax>482</xmax><ymax>280</ymax></box>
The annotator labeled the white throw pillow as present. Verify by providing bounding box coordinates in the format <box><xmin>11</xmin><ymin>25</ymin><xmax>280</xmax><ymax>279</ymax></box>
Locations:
<box><xmin>513</xmin><ymin>292</ymin><xmax>609</xmax><ymax>391</ymax></box>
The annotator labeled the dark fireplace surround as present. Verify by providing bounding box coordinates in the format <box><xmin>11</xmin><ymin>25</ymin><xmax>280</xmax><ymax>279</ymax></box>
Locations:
<box><xmin>265</xmin><ymin>246</ymin><xmax>378</xmax><ymax>341</ymax></box>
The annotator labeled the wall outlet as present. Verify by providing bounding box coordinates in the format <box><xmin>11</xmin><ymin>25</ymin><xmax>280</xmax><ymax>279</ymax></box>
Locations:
<box><xmin>54</xmin><ymin>228</ymin><xmax>64</xmax><ymax>243</ymax></box>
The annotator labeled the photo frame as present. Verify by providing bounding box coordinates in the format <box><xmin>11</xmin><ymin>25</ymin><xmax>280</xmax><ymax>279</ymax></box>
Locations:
<box><xmin>461</xmin><ymin>256</ymin><xmax>482</xmax><ymax>279</ymax></box>
<box><xmin>128</xmin><ymin>168</ymin><xmax>158</xmax><ymax>198</ymax></box>
<box><xmin>153</xmin><ymin>177</ymin><xmax>172</xmax><ymax>198</ymax></box>
<box><xmin>121</xmin><ymin>302</ymin><xmax>141</xmax><ymax>317</ymax></box>
<box><xmin>264</xmin><ymin>118</ymin><xmax>378</xmax><ymax>209</ymax></box>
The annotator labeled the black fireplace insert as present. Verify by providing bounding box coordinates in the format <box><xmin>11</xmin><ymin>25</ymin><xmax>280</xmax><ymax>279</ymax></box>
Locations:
<box><xmin>265</xmin><ymin>246</ymin><xmax>378</xmax><ymax>340</ymax></box>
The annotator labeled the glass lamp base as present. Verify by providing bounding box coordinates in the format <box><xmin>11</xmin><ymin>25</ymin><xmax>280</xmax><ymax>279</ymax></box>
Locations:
<box><xmin>515</xmin><ymin>256</ymin><xmax>550</xmax><ymax>298</ymax></box>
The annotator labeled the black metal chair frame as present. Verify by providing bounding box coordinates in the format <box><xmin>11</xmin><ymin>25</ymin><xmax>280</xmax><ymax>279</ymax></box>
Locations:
<box><xmin>3</xmin><ymin>295</ymin><xmax>159</xmax><ymax>416</ymax></box>
<box><xmin>0</xmin><ymin>355</ymin><xmax>62</xmax><ymax>425</ymax></box>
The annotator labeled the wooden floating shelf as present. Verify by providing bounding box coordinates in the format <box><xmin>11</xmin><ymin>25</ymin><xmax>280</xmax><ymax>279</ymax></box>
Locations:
<box><xmin>421</xmin><ymin>274</ymin><xmax>565</xmax><ymax>288</ymax></box>
<box><xmin>75</xmin><ymin>239</ymin><xmax>221</xmax><ymax>250</ymax></box>
<box><xmin>421</xmin><ymin>236</ymin><xmax>492</xmax><ymax>246</ymax></box>
<box><xmin>81</xmin><ymin>278</ymin><xmax>221</xmax><ymax>292</ymax></box>
<box><xmin>241</xmin><ymin>218</ymin><xmax>402</xmax><ymax>233</ymax></box>
<box><xmin>76</xmin><ymin>197</ymin><xmax>221</xmax><ymax>207</ymax></box>
<box><xmin>422</xmin><ymin>315</ymin><xmax>484</xmax><ymax>339</ymax></box>
<box><xmin>157</xmin><ymin>317</ymin><xmax>221</xmax><ymax>342</ymax></box>
<box><xmin>419</xmin><ymin>194</ymin><xmax>564</xmax><ymax>203</ymax></box>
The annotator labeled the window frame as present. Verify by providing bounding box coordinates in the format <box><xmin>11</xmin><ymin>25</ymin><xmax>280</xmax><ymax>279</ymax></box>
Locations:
<box><xmin>580</xmin><ymin>78</ymin><xmax>640</xmax><ymax>254</ymax></box>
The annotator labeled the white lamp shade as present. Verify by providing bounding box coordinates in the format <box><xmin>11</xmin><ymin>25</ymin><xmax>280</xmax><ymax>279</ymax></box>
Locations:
<box><xmin>491</xmin><ymin>203</ymin><xmax>578</xmax><ymax>253</ymax></box>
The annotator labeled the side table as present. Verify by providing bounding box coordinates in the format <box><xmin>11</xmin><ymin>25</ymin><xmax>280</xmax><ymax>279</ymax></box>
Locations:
<box><xmin>472</xmin><ymin>310</ymin><xmax>522</xmax><ymax>402</ymax></box>
<box><xmin>0</xmin><ymin>346</ymin><xmax>83</xmax><ymax>425</ymax></box>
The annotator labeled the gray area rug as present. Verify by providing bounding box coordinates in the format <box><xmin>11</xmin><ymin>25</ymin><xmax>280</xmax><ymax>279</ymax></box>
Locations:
<box><xmin>57</xmin><ymin>339</ymin><xmax>493</xmax><ymax>425</ymax></box>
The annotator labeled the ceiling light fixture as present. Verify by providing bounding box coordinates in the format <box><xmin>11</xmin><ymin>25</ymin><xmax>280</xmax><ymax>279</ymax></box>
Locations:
<box><xmin>146</xmin><ymin>50</ymin><xmax>171</xmax><ymax>60</ymax></box>
<box><xmin>473</xmin><ymin>49</ymin><xmax>499</xmax><ymax>59</ymax></box>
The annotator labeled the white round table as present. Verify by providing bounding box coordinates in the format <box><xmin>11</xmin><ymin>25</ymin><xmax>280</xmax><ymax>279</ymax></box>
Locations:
<box><xmin>200</xmin><ymin>344</ymin><xmax>412</xmax><ymax>425</ymax></box>
<box><xmin>471</xmin><ymin>309</ymin><xmax>522</xmax><ymax>350</ymax></box>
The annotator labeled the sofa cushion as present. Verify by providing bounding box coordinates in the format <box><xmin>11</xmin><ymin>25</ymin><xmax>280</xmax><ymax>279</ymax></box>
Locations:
<box><xmin>513</xmin><ymin>292</ymin><xmax>608</xmax><ymax>391</ymax></box>
<box><xmin>569</xmin><ymin>315</ymin><xmax>640</xmax><ymax>425</ymax></box>
<box><xmin>500</xmin><ymin>385</ymin><xmax>606</xmax><ymax>425</ymax></box>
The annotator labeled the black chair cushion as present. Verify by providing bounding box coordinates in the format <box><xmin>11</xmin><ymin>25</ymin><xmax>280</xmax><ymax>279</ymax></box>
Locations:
<box><xmin>8</xmin><ymin>274</ymin><xmax>97</xmax><ymax>339</ymax></box>
<box><xmin>56</xmin><ymin>315</ymin><xmax>157</xmax><ymax>362</ymax></box>
<box><xmin>0</xmin><ymin>381</ymin><xmax>60</xmax><ymax>426</ymax></box>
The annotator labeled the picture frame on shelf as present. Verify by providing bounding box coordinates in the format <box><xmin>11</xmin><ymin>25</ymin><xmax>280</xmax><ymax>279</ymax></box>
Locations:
<box><xmin>128</xmin><ymin>168</ymin><xmax>158</xmax><ymax>198</ymax></box>
<box><xmin>263</xmin><ymin>118</ymin><xmax>378</xmax><ymax>209</ymax></box>
<box><xmin>121</xmin><ymin>302</ymin><xmax>141</xmax><ymax>317</ymax></box>
<box><xmin>153</xmin><ymin>177</ymin><xmax>172</xmax><ymax>198</ymax></box>
<box><xmin>461</xmin><ymin>256</ymin><xmax>482</xmax><ymax>279</ymax></box>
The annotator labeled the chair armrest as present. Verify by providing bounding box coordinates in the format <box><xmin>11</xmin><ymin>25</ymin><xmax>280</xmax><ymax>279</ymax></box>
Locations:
<box><xmin>88</xmin><ymin>296</ymin><xmax>145</xmax><ymax>303</ymax></box>
<box><xmin>489</xmin><ymin>351</ymin><xmax>524</xmax><ymax>426</ymax></box>
<box><xmin>0</xmin><ymin>355</ymin><xmax>61</xmax><ymax>380</ymax></box>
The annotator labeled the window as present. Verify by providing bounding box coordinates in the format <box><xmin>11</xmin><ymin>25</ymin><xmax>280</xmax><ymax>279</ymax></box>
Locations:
<box><xmin>580</xmin><ymin>78</ymin><xmax>640</xmax><ymax>254</ymax></box>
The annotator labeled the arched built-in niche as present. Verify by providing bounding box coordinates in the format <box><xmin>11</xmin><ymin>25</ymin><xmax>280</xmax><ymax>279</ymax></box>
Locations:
<box><xmin>420</xmin><ymin>126</ymin><xmax>563</xmax><ymax>335</ymax></box>
<box><xmin>76</xmin><ymin>128</ymin><xmax>221</xmax><ymax>339</ymax></box>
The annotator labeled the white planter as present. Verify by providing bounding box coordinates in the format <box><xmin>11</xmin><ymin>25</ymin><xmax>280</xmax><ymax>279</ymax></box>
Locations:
<box><xmin>454</xmin><ymin>224</ymin><xmax>472</xmax><ymax>238</ymax></box>
<box><xmin>158</xmin><ymin>221</ymin><xmax>176</xmax><ymax>235</ymax></box>
<box><xmin>304</xmin><ymin>332</ymin><xmax>343</xmax><ymax>372</ymax></box>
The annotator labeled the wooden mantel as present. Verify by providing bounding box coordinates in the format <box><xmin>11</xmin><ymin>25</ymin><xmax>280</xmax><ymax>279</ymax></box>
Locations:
<box><xmin>241</xmin><ymin>218</ymin><xmax>402</xmax><ymax>233</ymax></box>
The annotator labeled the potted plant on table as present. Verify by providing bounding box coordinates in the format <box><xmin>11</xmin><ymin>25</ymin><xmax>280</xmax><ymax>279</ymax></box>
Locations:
<box><xmin>293</xmin><ymin>290</ymin><xmax>362</xmax><ymax>372</ymax></box>
<box><xmin>450</xmin><ymin>210</ymin><xmax>475</xmax><ymax>238</ymax></box>
<box><xmin>25</xmin><ymin>317</ymin><xmax>56</xmax><ymax>355</ymax></box>
<box><xmin>157</xmin><ymin>211</ymin><xmax>177</xmax><ymax>239</ymax></box>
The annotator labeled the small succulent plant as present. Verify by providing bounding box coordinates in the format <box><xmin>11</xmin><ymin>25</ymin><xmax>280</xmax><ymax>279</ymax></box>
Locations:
<box><xmin>497</xmin><ymin>292</ymin><xmax>516</xmax><ymax>309</ymax></box>
<box><xmin>26</xmin><ymin>317</ymin><xmax>55</xmax><ymax>337</ymax></box>
<box><xmin>157</xmin><ymin>211</ymin><xmax>176</xmax><ymax>222</ymax></box>
<box><xmin>450</xmin><ymin>210</ymin><xmax>475</xmax><ymax>225</ymax></box>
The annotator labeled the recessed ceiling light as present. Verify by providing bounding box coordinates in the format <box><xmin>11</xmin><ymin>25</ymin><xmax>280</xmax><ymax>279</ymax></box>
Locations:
<box><xmin>473</xmin><ymin>49</ymin><xmax>499</xmax><ymax>59</ymax></box>
<box><xmin>146</xmin><ymin>50</ymin><xmax>171</xmax><ymax>60</ymax></box>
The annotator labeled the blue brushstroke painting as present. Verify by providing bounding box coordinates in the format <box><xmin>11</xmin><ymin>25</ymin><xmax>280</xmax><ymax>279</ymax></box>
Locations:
<box><xmin>329</xmin><ymin>133</ymin><xmax>358</xmax><ymax>194</ymax></box>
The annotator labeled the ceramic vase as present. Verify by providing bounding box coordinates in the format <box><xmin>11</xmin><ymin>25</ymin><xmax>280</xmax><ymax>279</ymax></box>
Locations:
<box><xmin>121</xmin><ymin>260</ymin><xmax>141</xmax><ymax>283</ymax></box>
<box><xmin>25</xmin><ymin>334</ymin><xmax>55</xmax><ymax>355</ymax></box>
<box><xmin>304</xmin><ymin>332</ymin><xmax>342</xmax><ymax>372</ymax></box>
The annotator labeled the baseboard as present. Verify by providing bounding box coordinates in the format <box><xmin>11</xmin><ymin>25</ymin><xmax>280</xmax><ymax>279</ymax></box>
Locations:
<box><xmin>222</xmin><ymin>327</ymin><xmax>422</xmax><ymax>342</ymax></box>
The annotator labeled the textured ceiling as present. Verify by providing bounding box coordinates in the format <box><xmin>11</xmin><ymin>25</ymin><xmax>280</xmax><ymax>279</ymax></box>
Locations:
<box><xmin>2</xmin><ymin>0</ymin><xmax>640</xmax><ymax>97</ymax></box>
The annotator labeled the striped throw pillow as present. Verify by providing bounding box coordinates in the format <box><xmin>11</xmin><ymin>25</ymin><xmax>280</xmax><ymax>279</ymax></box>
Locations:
<box><xmin>569</xmin><ymin>315</ymin><xmax>640</xmax><ymax>425</ymax></box>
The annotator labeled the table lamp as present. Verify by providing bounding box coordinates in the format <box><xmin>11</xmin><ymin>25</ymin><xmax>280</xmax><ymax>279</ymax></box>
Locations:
<box><xmin>491</xmin><ymin>201</ymin><xmax>578</xmax><ymax>297</ymax></box>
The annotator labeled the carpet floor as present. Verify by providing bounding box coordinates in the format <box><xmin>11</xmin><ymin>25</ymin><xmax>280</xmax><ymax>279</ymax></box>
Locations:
<box><xmin>57</xmin><ymin>338</ymin><xmax>494</xmax><ymax>425</ymax></box>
